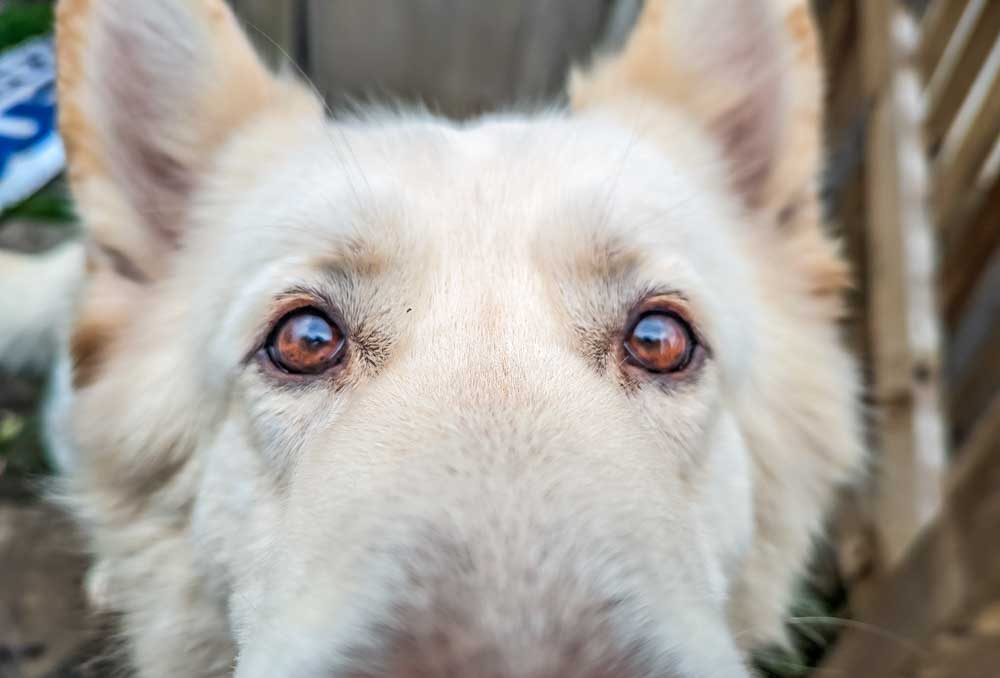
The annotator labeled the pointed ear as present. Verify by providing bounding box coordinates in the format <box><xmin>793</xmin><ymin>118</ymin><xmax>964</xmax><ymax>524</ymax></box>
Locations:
<box><xmin>571</xmin><ymin>0</ymin><xmax>849</xmax><ymax>303</ymax></box>
<box><xmin>57</xmin><ymin>0</ymin><xmax>319</xmax><ymax>279</ymax></box>
<box><xmin>571</xmin><ymin>0</ymin><xmax>822</xmax><ymax>215</ymax></box>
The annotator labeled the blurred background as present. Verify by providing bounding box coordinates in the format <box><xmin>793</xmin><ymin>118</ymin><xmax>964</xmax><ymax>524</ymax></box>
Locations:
<box><xmin>0</xmin><ymin>1</ymin><xmax>997</xmax><ymax>676</ymax></box>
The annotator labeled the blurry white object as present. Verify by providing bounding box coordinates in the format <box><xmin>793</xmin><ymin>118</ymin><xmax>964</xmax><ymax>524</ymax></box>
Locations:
<box><xmin>0</xmin><ymin>37</ymin><xmax>64</xmax><ymax>211</ymax></box>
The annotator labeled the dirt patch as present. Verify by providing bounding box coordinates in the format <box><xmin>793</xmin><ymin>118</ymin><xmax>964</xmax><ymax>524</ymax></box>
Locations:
<box><xmin>0</xmin><ymin>494</ymin><xmax>115</xmax><ymax>677</ymax></box>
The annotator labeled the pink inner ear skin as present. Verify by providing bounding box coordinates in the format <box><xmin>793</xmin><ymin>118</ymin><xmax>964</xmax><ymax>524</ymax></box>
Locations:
<box><xmin>99</xmin><ymin>21</ymin><xmax>199</xmax><ymax>248</ymax></box>
<box><xmin>57</xmin><ymin>0</ymin><xmax>293</xmax><ymax>282</ymax></box>
<box><xmin>692</xmin><ymin>0</ymin><xmax>786</xmax><ymax>209</ymax></box>
<box><xmin>713</xmin><ymin>80</ymin><xmax>784</xmax><ymax>210</ymax></box>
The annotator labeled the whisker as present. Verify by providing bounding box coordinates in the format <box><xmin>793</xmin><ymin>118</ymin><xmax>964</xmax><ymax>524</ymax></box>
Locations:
<box><xmin>785</xmin><ymin>615</ymin><xmax>927</xmax><ymax>656</ymax></box>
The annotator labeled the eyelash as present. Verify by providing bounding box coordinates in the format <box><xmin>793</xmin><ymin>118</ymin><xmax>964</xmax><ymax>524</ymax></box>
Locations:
<box><xmin>616</xmin><ymin>294</ymin><xmax>708</xmax><ymax>377</ymax></box>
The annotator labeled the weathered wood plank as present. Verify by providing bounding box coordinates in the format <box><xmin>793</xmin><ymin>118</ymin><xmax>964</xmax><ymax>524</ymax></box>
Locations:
<box><xmin>860</xmin><ymin>0</ymin><xmax>946</xmax><ymax>569</ymax></box>
<box><xmin>947</xmin><ymin>393</ymin><xmax>1000</xmax><ymax>491</ymax></box>
<box><xmin>933</xmin><ymin>42</ymin><xmax>1000</xmax><ymax>229</ymax></box>
<box><xmin>229</xmin><ymin>0</ymin><xmax>300</xmax><ymax>70</ymax></box>
<box><xmin>947</xmin><ymin>285</ymin><xmax>1000</xmax><ymax>445</ymax></box>
<box><xmin>303</xmin><ymin>0</ymin><xmax>610</xmax><ymax>119</ymax></box>
<box><xmin>925</xmin><ymin>0</ymin><xmax>1000</xmax><ymax>151</ymax></box>
<box><xmin>918</xmin><ymin>0</ymin><xmax>972</xmax><ymax>80</ymax></box>
<box><xmin>817</xmin><ymin>393</ymin><xmax>1000</xmax><ymax>677</ymax></box>
<box><xmin>941</xmin><ymin>173</ymin><xmax>1000</xmax><ymax>329</ymax></box>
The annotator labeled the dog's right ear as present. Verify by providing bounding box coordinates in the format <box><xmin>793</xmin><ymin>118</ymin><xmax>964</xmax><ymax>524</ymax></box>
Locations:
<box><xmin>57</xmin><ymin>0</ymin><xmax>320</xmax><ymax>280</ymax></box>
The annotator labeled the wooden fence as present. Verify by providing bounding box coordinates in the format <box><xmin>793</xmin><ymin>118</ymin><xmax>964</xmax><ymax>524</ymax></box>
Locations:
<box><xmin>816</xmin><ymin>0</ymin><xmax>999</xmax><ymax>675</ymax></box>
<box><xmin>230</xmin><ymin>0</ymin><xmax>626</xmax><ymax>118</ymax></box>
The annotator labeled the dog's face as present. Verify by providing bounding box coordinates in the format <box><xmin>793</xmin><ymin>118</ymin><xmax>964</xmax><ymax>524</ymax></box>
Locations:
<box><xmin>200</xmin><ymin>112</ymin><xmax>763</xmax><ymax>677</ymax></box>
<box><xmin>54</xmin><ymin>1</ymin><xmax>863</xmax><ymax>677</ymax></box>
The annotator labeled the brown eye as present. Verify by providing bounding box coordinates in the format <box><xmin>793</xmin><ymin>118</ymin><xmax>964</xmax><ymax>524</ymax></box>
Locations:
<box><xmin>266</xmin><ymin>309</ymin><xmax>345</xmax><ymax>375</ymax></box>
<box><xmin>624</xmin><ymin>311</ymin><xmax>696</xmax><ymax>373</ymax></box>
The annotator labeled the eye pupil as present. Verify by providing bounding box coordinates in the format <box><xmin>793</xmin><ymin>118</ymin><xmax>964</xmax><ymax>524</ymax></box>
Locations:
<box><xmin>624</xmin><ymin>312</ymin><xmax>693</xmax><ymax>373</ymax></box>
<box><xmin>267</xmin><ymin>310</ymin><xmax>345</xmax><ymax>375</ymax></box>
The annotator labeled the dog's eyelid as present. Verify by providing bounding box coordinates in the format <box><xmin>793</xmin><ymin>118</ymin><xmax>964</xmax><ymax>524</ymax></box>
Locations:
<box><xmin>265</xmin><ymin>309</ymin><xmax>347</xmax><ymax>376</ymax></box>
<box><xmin>240</xmin><ymin>289</ymin><xmax>347</xmax><ymax>367</ymax></box>
<box><xmin>630</xmin><ymin>288</ymin><xmax>712</xmax><ymax>354</ymax></box>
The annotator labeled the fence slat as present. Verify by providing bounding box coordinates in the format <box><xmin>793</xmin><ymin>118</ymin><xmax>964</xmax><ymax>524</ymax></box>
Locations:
<box><xmin>919</xmin><ymin>0</ymin><xmax>972</xmax><ymax>80</ymax></box>
<box><xmin>949</xmin><ymin>297</ymin><xmax>1000</xmax><ymax>444</ymax></box>
<box><xmin>304</xmin><ymin>0</ymin><xmax>608</xmax><ymax>119</ymax></box>
<box><xmin>229</xmin><ymin>0</ymin><xmax>300</xmax><ymax>70</ymax></box>
<box><xmin>861</xmin><ymin>0</ymin><xmax>947</xmax><ymax>570</ymax></box>
<box><xmin>817</xmin><ymin>392</ymin><xmax>1000</xmax><ymax>677</ymax></box>
<box><xmin>942</xmin><ymin>173</ymin><xmax>1000</xmax><ymax>328</ymax></box>
<box><xmin>934</xmin><ymin>46</ymin><xmax>1000</xmax><ymax>228</ymax></box>
<box><xmin>925</xmin><ymin>0</ymin><xmax>1000</xmax><ymax>150</ymax></box>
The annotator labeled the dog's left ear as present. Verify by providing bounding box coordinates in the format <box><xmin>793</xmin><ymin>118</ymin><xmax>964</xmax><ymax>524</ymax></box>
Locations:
<box><xmin>572</xmin><ymin>0</ymin><xmax>822</xmax><ymax>215</ymax></box>
<box><xmin>571</xmin><ymin>0</ymin><xmax>846</xmax><ymax>299</ymax></box>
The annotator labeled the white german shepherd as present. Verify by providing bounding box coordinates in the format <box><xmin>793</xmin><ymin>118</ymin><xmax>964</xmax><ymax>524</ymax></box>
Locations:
<box><xmin>1</xmin><ymin>0</ymin><xmax>864</xmax><ymax>675</ymax></box>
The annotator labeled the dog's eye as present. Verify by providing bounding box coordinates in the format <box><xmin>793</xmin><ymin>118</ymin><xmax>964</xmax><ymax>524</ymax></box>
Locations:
<box><xmin>266</xmin><ymin>309</ymin><xmax>346</xmax><ymax>375</ymax></box>
<box><xmin>623</xmin><ymin>311</ymin><xmax>696</xmax><ymax>373</ymax></box>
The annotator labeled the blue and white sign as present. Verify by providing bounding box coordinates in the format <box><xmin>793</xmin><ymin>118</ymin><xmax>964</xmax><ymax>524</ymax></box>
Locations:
<box><xmin>0</xmin><ymin>37</ymin><xmax>64</xmax><ymax>212</ymax></box>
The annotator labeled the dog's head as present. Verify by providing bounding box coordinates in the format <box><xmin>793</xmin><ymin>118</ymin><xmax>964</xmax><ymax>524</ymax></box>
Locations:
<box><xmin>55</xmin><ymin>1</ymin><xmax>863</xmax><ymax>676</ymax></box>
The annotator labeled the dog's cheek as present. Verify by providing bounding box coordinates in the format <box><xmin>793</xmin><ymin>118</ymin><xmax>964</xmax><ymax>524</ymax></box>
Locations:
<box><xmin>699</xmin><ymin>411</ymin><xmax>755</xmax><ymax>596</ymax></box>
<box><xmin>629</xmin><ymin>368</ymin><xmax>755</xmax><ymax>600</ymax></box>
<box><xmin>232</xmin><ymin>372</ymin><xmax>345</xmax><ymax>478</ymax></box>
<box><xmin>190</xmin><ymin>418</ymin><xmax>285</xmax><ymax>617</ymax></box>
<box><xmin>630</xmin><ymin>361</ymin><xmax>721</xmax><ymax>461</ymax></box>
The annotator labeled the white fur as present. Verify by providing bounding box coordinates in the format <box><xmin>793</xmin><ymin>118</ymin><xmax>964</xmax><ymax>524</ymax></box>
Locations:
<box><xmin>0</xmin><ymin>242</ymin><xmax>83</xmax><ymax>373</ymax></box>
<box><xmin>28</xmin><ymin>1</ymin><xmax>868</xmax><ymax>676</ymax></box>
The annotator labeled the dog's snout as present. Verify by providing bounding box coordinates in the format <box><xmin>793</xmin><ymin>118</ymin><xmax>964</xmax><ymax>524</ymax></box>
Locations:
<box><xmin>235</xmin><ymin>516</ymin><xmax>749</xmax><ymax>678</ymax></box>
<box><xmin>236</xmin><ymin>417</ymin><xmax>752</xmax><ymax>678</ymax></box>
<box><xmin>325</xmin><ymin>529</ymin><xmax>689</xmax><ymax>678</ymax></box>
<box><xmin>341</xmin><ymin>594</ymin><xmax>661</xmax><ymax>678</ymax></box>
<box><xmin>348</xmin><ymin>632</ymin><xmax>658</xmax><ymax>678</ymax></box>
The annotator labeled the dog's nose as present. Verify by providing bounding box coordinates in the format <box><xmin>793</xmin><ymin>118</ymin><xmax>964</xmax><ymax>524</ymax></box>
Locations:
<box><xmin>333</xmin><ymin>552</ymin><xmax>682</xmax><ymax>678</ymax></box>
<box><xmin>321</xmin><ymin>525</ymin><xmax>651</xmax><ymax>677</ymax></box>
<box><xmin>341</xmin><ymin>604</ymin><xmax>668</xmax><ymax>678</ymax></box>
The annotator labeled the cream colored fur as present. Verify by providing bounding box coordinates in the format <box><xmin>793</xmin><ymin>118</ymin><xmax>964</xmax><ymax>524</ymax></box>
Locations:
<box><xmin>0</xmin><ymin>242</ymin><xmax>83</xmax><ymax>374</ymax></box>
<box><xmin>32</xmin><ymin>0</ymin><xmax>868</xmax><ymax>675</ymax></box>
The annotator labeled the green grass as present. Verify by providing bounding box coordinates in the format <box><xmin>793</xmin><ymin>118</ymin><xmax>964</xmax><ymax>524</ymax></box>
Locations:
<box><xmin>753</xmin><ymin>554</ymin><xmax>848</xmax><ymax>676</ymax></box>
<box><xmin>0</xmin><ymin>1</ymin><xmax>64</xmax><ymax>479</ymax></box>
<box><xmin>0</xmin><ymin>2</ymin><xmax>53</xmax><ymax>51</ymax></box>
<box><xmin>1</xmin><ymin>177</ymin><xmax>75</xmax><ymax>223</ymax></box>
<box><xmin>0</xmin><ymin>410</ymin><xmax>51</xmax><ymax>476</ymax></box>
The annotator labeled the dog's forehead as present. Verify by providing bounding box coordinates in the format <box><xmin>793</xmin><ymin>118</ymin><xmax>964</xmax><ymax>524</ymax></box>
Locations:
<box><xmin>214</xmin><ymin>112</ymin><xmax>736</xmax><ymax>283</ymax></box>
<box><xmin>191</xmin><ymin>111</ymin><xmax>757</xmax><ymax>373</ymax></box>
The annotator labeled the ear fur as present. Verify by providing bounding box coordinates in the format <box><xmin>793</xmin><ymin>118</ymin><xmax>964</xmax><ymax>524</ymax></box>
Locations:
<box><xmin>56</xmin><ymin>0</ymin><xmax>323</xmax><ymax>386</ymax></box>
<box><xmin>573</xmin><ymin>2</ymin><xmax>865</xmax><ymax>653</ymax></box>
<box><xmin>571</xmin><ymin>0</ymin><xmax>849</xmax><ymax>302</ymax></box>
<box><xmin>56</xmin><ymin>0</ymin><xmax>317</xmax><ymax>280</ymax></box>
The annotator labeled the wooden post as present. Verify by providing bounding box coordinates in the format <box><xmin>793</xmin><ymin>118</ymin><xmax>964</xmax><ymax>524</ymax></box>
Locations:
<box><xmin>860</xmin><ymin>0</ymin><xmax>947</xmax><ymax>570</ymax></box>
<box><xmin>229</xmin><ymin>0</ymin><xmax>301</xmax><ymax>71</ymax></box>
<box><xmin>817</xmin><ymin>395</ymin><xmax>1000</xmax><ymax>677</ymax></box>
<box><xmin>918</xmin><ymin>0</ymin><xmax>972</xmax><ymax>82</ymax></box>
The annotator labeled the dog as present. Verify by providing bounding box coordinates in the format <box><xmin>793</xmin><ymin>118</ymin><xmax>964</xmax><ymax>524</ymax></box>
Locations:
<box><xmin>0</xmin><ymin>0</ymin><xmax>864</xmax><ymax>675</ymax></box>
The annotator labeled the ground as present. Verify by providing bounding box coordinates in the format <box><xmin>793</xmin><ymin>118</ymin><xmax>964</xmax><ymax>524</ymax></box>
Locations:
<box><xmin>0</xmin><ymin>211</ymin><xmax>114</xmax><ymax>678</ymax></box>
